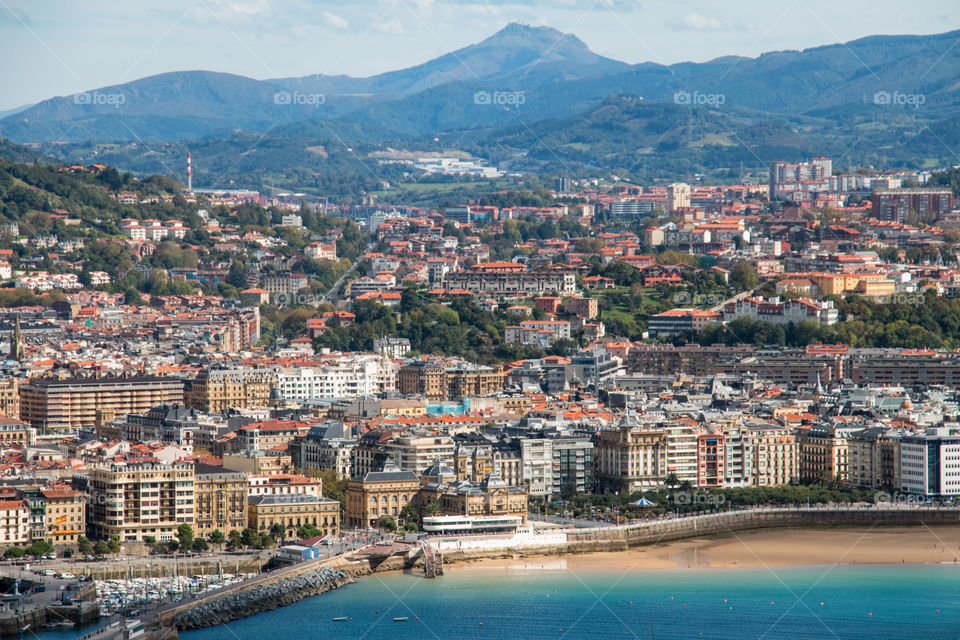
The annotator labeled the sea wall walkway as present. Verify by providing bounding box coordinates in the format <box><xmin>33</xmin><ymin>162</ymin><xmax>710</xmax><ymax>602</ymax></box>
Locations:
<box><xmin>433</xmin><ymin>505</ymin><xmax>960</xmax><ymax>559</ymax></box>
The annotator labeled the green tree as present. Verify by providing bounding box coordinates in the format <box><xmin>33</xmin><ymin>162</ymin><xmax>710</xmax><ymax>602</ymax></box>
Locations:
<box><xmin>77</xmin><ymin>536</ymin><xmax>94</xmax><ymax>556</ymax></box>
<box><xmin>208</xmin><ymin>529</ymin><xmax>225</xmax><ymax>550</ymax></box>
<box><xmin>240</xmin><ymin>528</ymin><xmax>261</xmax><ymax>548</ymax></box>
<box><xmin>93</xmin><ymin>540</ymin><xmax>111</xmax><ymax>556</ymax></box>
<box><xmin>192</xmin><ymin>538</ymin><xmax>209</xmax><ymax>552</ymax></box>
<box><xmin>176</xmin><ymin>524</ymin><xmax>194</xmax><ymax>552</ymax></box>
<box><xmin>269</xmin><ymin>523</ymin><xmax>286</xmax><ymax>544</ymax></box>
<box><xmin>377</xmin><ymin>515</ymin><xmax>397</xmax><ymax>531</ymax></box>
<box><xmin>4</xmin><ymin>547</ymin><xmax>24</xmax><ymax>559</ymax></box>
<box><xmin>107</xmin><ymin>537</ymin><xmax>121</xmax><ymax>555</ymax></box>
<box><xmin>296</xmin><ymin>524</ymin><xmax>322</xmax><ymax>540</ymax></box>
<box><xmin>26</xmin><ymin>540</ymin><xmax>53</xmax><ymax>557</ymax></box>
<box><xmin>729</xmin><ymin>261</ymin><xmax>758</xmax><ymax>291</ymax></box>
<box><xmin>227</xmin><ymin>530</ymin><xmax>243</xmax><ymax>549</ymax></box>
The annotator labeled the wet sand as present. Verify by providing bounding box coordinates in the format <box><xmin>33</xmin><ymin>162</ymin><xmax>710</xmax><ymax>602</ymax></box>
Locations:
<box><xmin>449</xmin><ymin>526</ymin><xmax>960</xmax><ymax>573</ymax></box>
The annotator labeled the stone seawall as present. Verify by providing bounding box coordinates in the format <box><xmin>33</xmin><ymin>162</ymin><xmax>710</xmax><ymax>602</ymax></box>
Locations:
<box><xmin>432</xmin><ymin>507</ymin><xmax>960</xmax><ymax>564</ymax></box>
<box><xmin>171</xmin><ymin>567</ymin><xmax>353</xmax><ymax>631</ymax></box>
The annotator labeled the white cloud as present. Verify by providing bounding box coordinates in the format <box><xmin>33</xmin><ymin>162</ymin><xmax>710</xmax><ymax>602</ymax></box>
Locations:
<box><xmin>667</xmin><ymin>13</ymin><xmax>725</xmax><ymax>32</ymax></box>
<box><xmin>374</xmin><ymin>18</ymin><xmax>404</xmax><ymax>34</ymax></box>
<box><xmin>322</xmin><ymin>11</ymin><xmax>349</xmax><ymax>30</ymax></box>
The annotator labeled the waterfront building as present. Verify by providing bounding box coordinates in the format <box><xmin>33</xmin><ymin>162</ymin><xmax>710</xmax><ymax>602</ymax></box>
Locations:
<box><xmin>194</xmin><ymin>463</ymin><xmax>248</xmax><ymax>539</ymax></box>
<box><xmin>88</xmin><ymin>461</ymin><xmax>195</xmax><ymax>542</ymax></box>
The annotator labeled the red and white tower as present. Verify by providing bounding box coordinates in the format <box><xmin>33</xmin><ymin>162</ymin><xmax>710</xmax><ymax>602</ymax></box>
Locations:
<box><xmin>187</xmin><ymin>152</ymin><xmax>193</xmax><ymax>192</ymax></box>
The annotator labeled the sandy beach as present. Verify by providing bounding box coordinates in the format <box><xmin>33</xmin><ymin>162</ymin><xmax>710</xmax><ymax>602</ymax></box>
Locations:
<box><xmin>449</xmin><ymin>526</ymin><xmax>960</xmax><ymax>573</ymax></box>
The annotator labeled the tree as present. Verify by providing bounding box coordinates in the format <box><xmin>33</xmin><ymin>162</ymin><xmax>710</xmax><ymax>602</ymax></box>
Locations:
<box><xmin>227</xmin><ymin>530</ymin><xmax>243</xmax><ymax>550</ymax></box>
<box><xmin>729</xmin><ymin>261</ymin><xmax>758</xmax><ymax>291</ymax></box>
<box><xmin>4</xmin><ymin>547</ymin><xmax>24</xmax><ymax>559</ymax></box>
<box><xmin>142</xmin><ymin>536</ymin><xmax>157</xmax><ymax>547</ymax></box>
<box><xmin>403</xmin><ymin>522</ymin><xmax>418</xmax><ymax>533</ymax></box>
<box><xmin>192</xmin><ymin>539</ymin><xmax>209</xmax><ymax>552</ymax></box>
<box><xmin>377</xmin><ymin>515</ymin><xmax>397</xmax><ymax>531</ymax></box>
<box><xmin>107</xmin><ymin>537</ymin><xmax>121</xmax><ymax>555</ymax></box>
<box><xmin>296</xmin><ymin>524</ymin><xmax>322</xmax><ymax>540</ymax></box>
<box><xmin>269</xmin><ymin>523</ymin><xmax>286</xmax><ymax>544</ymax></box>
<box><xmin>424</xmin><ymin>502</ymin><xmax>442</xmax><ymax>517</ymax></box>
<box><xmin>208</xmin><ymin>529</ymin><xmax>225</xmax><ymax>550</ymax></box>
<box><xmin>665</xmin><ymin>473</ymin><xmax>680</xmax><ymax>488</ymax></box>
<box><xmin>26</xmin><ymin>540</ymin><xmax>53</xmax><ymax>557</ymax></box>
<box><xmin>240</xmin><ymin>528</ymin><xmax>261</xmax><ymax>548</ymax></box>
<box><xmin>77</xmin><ymin>536</ymin><xmax>94</xmax><ymax>556</ymax></box>
<box><xmin>93</xmin><ymin>540</ymin><xmax>111</xmax><ymax>556</ymax></box>
<box><xmin>258</xmin><ymin>535</ymin><xmax>275</xmax><ymax>549</ymax></box>
<box><xmin>176</xmin><ymin>524</ymin><xmax>194</xmax><ymax>552</ymax></box>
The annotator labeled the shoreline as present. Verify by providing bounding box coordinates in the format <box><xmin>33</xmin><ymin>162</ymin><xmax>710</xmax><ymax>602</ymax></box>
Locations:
<box><xmin>438</xmin><ymin>525</ymin><xmax>960</xmax><ymax>574</ymax></box>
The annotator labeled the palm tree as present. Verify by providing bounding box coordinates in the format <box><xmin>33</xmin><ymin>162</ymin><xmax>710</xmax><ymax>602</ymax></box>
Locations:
<box><xmin>425</xmin><ymin>501</ymin><xmax>442</xmax><ymax>517</ymax></box>
<box><xmin>665</xmin><ymin>473</ymin><xmax>680</xmax><ymax>488</ymax></box>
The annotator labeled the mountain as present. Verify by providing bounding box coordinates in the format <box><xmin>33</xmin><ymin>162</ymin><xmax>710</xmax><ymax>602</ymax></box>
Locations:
<box><xmin>273</xmin><ymin>23</ymin><xmax>629</xmax><ymax>96</ymax></box>
<box><xmin>0</xmin><ymin>71</ymin><xmax>329</xmax><ymax>143</ymax></box>
<box><xmin>0</xmin><ymin>24</ymin><xmax>629</xmax><ymax>144</ymax></box>
<box><xmin>4</xmin><ymin>24</ymin><xmax>960</xmax><ymax>177</ymax></box>
<box><xmin>338</xmin><ymin>29</ymin><xmax>960</xmax><ymax>136</ymax></box>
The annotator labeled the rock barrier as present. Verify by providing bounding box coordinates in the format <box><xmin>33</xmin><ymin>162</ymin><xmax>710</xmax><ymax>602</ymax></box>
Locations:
<box><xmin>172</xmin><ymin>567</ymin><xmax>352</xmax><ymax>630</ymax></box>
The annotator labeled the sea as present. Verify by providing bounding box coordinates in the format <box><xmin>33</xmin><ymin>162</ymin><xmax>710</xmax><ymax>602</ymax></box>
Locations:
<box><xmin>35</xmin><ymin>564</ymin><xmax>959</xmax><ymax>640</ymax></box>
<box><xmin>167</xmin><ymin>564</ymin><xmax>959</xmax><ymax>640</ymax></box>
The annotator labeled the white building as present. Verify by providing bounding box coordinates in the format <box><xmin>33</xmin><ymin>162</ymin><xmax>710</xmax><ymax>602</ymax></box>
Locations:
<box><xmin>901</xmin><ymin>429</ymin><xmax>960</xmax><ymax>497</ymax></box>
<box><xmin>274</xmin><ymin>356</ymin><xmax>382</xmax><ymax>400</ymax></box>
<box><xmin>722</xmin><ymin>297</ymin><xmax>838</xmax><ymax>327</ymax></box>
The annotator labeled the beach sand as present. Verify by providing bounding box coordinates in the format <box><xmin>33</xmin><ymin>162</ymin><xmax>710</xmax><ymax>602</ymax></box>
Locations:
<box><xmin>449</xmin><ymin>526</ymin><xmax>960</xmax><ymax>573</ymax></box>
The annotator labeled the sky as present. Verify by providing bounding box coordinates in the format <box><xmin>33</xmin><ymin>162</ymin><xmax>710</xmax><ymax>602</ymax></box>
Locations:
<box><xmin>1</xmin><ymin>0</ymin><xmax>958</xmax><ymax>111</ymax></box>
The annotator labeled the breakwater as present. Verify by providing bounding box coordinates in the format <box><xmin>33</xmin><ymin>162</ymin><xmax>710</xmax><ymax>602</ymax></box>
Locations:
<box><xmin>171</xmin><ymin>568</ymin><xmax>352</xmax><ymax>630</ymax></box>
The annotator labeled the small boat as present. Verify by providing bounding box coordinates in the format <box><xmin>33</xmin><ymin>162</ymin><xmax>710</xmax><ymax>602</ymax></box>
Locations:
<box><xmin>332</xmin><ymin>617</ymin><xmax>348</xmax><ymax>622</ymax></box>
<box><xmin>393</xmin><ymin>617</ymin><xmax>409</xmax><ymax>622</ymax></box>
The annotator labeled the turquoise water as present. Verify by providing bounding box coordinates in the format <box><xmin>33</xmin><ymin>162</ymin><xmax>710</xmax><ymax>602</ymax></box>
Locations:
<box><xmin>179</xmin><ymin>564</ymin><xmax>960</xmax><ymax>640</ymax></box>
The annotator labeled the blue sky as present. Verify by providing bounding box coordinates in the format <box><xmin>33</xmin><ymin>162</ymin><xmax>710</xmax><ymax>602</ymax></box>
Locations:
<box><xmin>1</xmin><ymin>0</ymin><xmax>958</xmax><ymax>111</ymax></box>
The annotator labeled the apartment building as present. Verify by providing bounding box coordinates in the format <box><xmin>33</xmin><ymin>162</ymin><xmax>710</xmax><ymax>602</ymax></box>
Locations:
<box><xmin>0</xmin><ymin>500</ymin><xmax>30</xmax><ymax>545</ymax></box>
<box><xmin>647</xmin><ymin>309</ymin><xmax>722</xmax><ymax>338</ymax></box>
<box><xmin>20</xmin><ymin>375</ymin><xmax>185</xmax><ymax>432</ymax></box>
<box><xmin>443</xmin><ymin>263</ymin><xmax>577</xmax><ymax>295</ymax></box>
<box><xmin>41</xmin><ymin>488</ymin><xmax>85</xmax><ymax>546</ymax></box>
<box><xmin>751</xmin><ymin>425</ymin><xmax>799</xmax><ymax>487</ymax></box>
<box><xmin>0</xmin><ymin>377</ymin><xmax>19</xmax><ymax>419</ymax></box>
<box><xmin>248</xmin><ymin>474</ymin><xmax>322</xmax><ymax>499</ymax></box>
<box><xmin>274</xmin><ymin>358</ymin><xmax>381</xmax><ymax>400</ymax></box>
<box><xmin>292</xmin><ymin>422</ymin><xmax>356</xmax><ymax>479</ymax></box>
<box><xmin>870</xmin><ymin>188</ymin><xmax>954</xmax><ymax>222</ymax></box>
<box><xmin>186</xmin><ymin>368</ymin><xmax>275</xmax><ymax>413</ymax></box>
<box><xmin>88</xmin><ymin>462</ymin><xmax>195</xmax><ymax>542</ymax></box>
<box><xmin>848</xmin><ymin>427</ymin><xmax>902</xmax><ymax>491</ymax></box>
<box><xmin>194</xmin><ymin>463</ymin><xmax>248</xmax><ymax>539</ymax></box>
<box><xmin>0</xmin><ymin>417</ymin><xmax>36</xmax><ymax>446</ymax></box>
<box><xmin>596</xmin><ymin>419</ymin><xmax>668</xmax><ymax>492</ymax></box>
<box><xmin>798</xmin><ymin>426</ymin><xmax>854</xmax><ymax>484</ymax></box>
<box><xmin>721</xmin><ymin>297</ymin><xmax>838</xmax><ymax>327</ymax></box>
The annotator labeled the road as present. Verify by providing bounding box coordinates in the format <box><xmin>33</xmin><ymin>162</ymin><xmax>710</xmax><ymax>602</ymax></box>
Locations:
<box><xmin>708</xmin><ymin>288</ymin><xmax>755</xmax><ymax>312</ymax></box>
<box><xmin>321</xmin><ymin>241</ymin><xmax>374</xmax><ymax>305</ymax></box>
